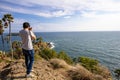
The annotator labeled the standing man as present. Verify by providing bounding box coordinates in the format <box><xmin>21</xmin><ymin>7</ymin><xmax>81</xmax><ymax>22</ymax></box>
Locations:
<box><xmin>19</xmin><ymin>22</ymin><xmax>36</xmax><ymax>77</ymax></box>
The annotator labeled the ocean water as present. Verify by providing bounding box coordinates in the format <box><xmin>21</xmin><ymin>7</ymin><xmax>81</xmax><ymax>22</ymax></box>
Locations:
<box><xmin>1</xmin><ymin>31</ymin><xmax>120</xmax><ymax>75</ymax></box>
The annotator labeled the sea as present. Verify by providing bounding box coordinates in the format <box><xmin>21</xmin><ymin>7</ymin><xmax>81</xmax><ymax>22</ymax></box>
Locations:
<box><xmin>0</xmin><ymin>31</ymin><xmax>120</xmax><ymax>77</ymax></box>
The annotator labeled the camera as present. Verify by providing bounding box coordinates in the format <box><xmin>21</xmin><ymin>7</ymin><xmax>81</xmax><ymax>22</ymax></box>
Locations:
<box><xmin>29</xmin><ymin>27</ymin><xmax>32</xmax><ymax>30</ymax></box>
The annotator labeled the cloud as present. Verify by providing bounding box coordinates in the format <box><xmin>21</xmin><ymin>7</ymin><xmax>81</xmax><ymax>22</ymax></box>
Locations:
<box><xmin>1</xmin><ymin>0</ymin><xmax>120</xmax><ymax>32</ymax></box>
<box><xmin>3</xmin><ymin>0</ymin><xmax>35</xmax><ymax>7</ymax></box>
<box><xmin>1</xmin><ymin>0</ymin><xmax>120</xmax><ymax>18</ymax></box>
<box><xmin>33</xmin><ymin>23</ymin><xmax>76</xmax><ymax>32</ymax></box>
<box><xmin>0</xmin><ymin>1</ymin><xmax>73</xmax><ymax>18</ymax></box>
<box><xmin>13</xmin><ymin>18</ymin><xmax>27</xmax><ymax>25</ymax></box>
<box><xmin>74</xmin><ymin>12</ymin><xmax>120</xmax><ymax>31</ymax></box>
<box><xmin>64</xmin><ymin>16</ymin><xmax>71</xmax><ymax>19</ymax></box>
<box><xmin>5</xmin><ymin>12</ymin><xmax>120</xmax><ymax>32</ymax></box>
<box><xmin>88</xmin><ymin>0</ymin><xmax>120</xmax><ymax>12</ymax></box>
<box><xmin>35</xmin><ymin>10</ymin><xmax>73</xmax><ymax>17</ymax></box>
<box><xmin>5</xmin><ymin>18</ymin><xmax>27</xmax><ymax>32</ymax></box>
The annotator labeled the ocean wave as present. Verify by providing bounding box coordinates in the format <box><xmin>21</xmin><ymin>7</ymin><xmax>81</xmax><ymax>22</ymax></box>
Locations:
<box><xmin>47</xmin><ymin>42</ymin><xmax>55</xmax><ymax>49</ymax></box>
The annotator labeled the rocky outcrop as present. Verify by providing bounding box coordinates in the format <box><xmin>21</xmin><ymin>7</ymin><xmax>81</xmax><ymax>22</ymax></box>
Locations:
<box><xmin>0</xmin><ymin>59</ymin><xmax>67</xmax><ymax>80</ymax></box>
<box><xmin>0</xmin><ymin>59</ymin><xmax>112</xmax><ymax>80</ymax></box>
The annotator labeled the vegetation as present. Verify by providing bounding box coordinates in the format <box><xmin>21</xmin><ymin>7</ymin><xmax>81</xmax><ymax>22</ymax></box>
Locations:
<box><xmin>0</xmin><ymin>20</ymin><xmax>4</xmax><ymax>35</ymax></box>
<box><xmin>40</xmin><ymin>48</ymin><xmax>57</xmax><ymax>60</ymax></box>
<box><xmin>57</xmin><ymin>51</ymin><xmax>73</xmax><ymax>64</ymax></box>
<box><xmin>50</xmin><ymin>59</ymin><xmax>71</xmax><ymax>69</ymax></box>
<box><xmin>12</xmin><ymin>41</ymin><xmax>23</xmax><ymax>59</ymax></box>
<box><xmin>114</xmin><ymin>69</ymin><xmax>120</xmax><ymax>80</ymax></box>
<box><xmin>0</xmin><ymin>14</ymin><xmax>14</xmax><ymax>60</ymax></box>
<box><xmin>0</xmin><ymin>19</ymin><xmax>5</xmax><ymax>56</ymax></box>
<box><xmin>76</xmin><ymin>56</ymin><xmax>99</xmax><ymax>73</ymax></box>
<box><xmin>36</xmin><ymin>37</ymin><xmax>43</xmax><ymax>43</ymax></box>
<box><xmin>0</xmin><ymin>51</ymin><xmax>3</xmax><ymax>62</ymax></box>
<box><xmin>50</xmin><ymin>58</ymin><xmax>112</xmax><ymax>80</ymax></box>
<box><xmin>73</xmin><ymin>56</ymin><xmax>112</xmax><ymax>79</ymax></box>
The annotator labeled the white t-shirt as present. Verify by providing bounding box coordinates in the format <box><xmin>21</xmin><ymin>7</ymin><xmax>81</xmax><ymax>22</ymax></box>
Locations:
<box><xmin>19</xmin><ymin>29</ymin><xmax>35</xmax><ymax>50</ymax></box>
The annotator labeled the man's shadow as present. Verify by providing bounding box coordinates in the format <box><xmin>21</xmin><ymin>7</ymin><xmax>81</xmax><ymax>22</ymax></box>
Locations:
<box><xmin>0</xmin><ymin>62</ymin><xmax>27</xmax><ymax>80</ymax></box>
<box><xmin>11</xmin><ymin>76</ymin><xmax>27</xmax><ymax>80</ymax></box>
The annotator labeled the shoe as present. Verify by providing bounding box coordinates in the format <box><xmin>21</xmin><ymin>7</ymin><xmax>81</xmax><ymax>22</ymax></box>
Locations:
<box><xmin>26</xmin><ymin>73</ymin><xmax>35</xmax><ymax>78</ymax></box>
<box><xmin>31</xmin><ymin>69</ymin><xmax>34</xmax><ymax>72</ymax></box>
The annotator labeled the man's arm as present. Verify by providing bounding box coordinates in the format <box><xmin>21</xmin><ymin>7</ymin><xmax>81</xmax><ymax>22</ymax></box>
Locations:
<box><xmin>30</xmin><ymin>31</ymin><xmax>36</xmax><ymax>40</ymax></box>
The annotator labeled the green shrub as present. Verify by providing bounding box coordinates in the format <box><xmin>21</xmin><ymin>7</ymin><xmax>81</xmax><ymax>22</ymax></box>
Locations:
<box><xmin>77</xmin><ymin>56</ymin><xmax>98</xmax><ymax>73</ymax></box>
<box><xmin>114</xmin><ymin>69</ymin><xmax>120</xmax><ymax>80</ymax></box>
<box><xmin>36</xmin><ymin>37</ymin><xmax>43</xmax><ymax>43</ymax></box>
<box><xmin>0</xmin><ymin>51</ymin><xmax>6</xmax><ymax>62</ymax></box>
<box><xmin>40</xmin><ymin>48</ymin><xmax>57</xmax><ymax>60</ymax></box>
<box><xmin>13</xmin><ymin>48</ymin><xmax>23</xmax><ymax>59</ymax></box>
<box><xmin>0</xmin><ymin>59</ymin><xmax>2</xmax><ymax>63</ymax></box>
<box><xmin>57</xmin><ymin>51</ymin><xmax>73</xmax><ymax>64</ymax></box>
<box><xmin>34</xmin><ymin>53</ymin><xmax>42</xmax><ymax>61</ymax></box>
<box><xmin>12</xmin><ymin>41</ymin><xmax>23</xmax><ymax>59</ymax></box>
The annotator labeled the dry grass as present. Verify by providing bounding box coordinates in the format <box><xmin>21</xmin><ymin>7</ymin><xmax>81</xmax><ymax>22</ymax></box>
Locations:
<box><xmin>67</xmin><ymin>64</ymin><xmax>94</xmax><ymax>80</ymax></box>
<box><xmin>49</xmin><ymin>59</ymin><xmax>112</xmax><ymax>80</ymax></box>
<box><xmin>50</xmin><ymin>59</ymin><xmax>95</xmax><ymax>80</ymax></box>
<box><xmin>96</xmin><ymin>65</ymin><xmax>112</xmax><ymax>79</ymax></box>
<box><xmin>0</xmin><ymin>58</ymin><xmax>112</xmax><ymax>80</ymax></box>
<box><xmin>50</xmin><ymin>58</ymin><xmax>72</xmax><ymax>69</ymax></box>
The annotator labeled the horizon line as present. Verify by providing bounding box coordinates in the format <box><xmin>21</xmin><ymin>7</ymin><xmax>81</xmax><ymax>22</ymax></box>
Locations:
<box><xmin>3</xmin><ymin>30</ymin><xmax>120</xmax><ymax>33</ymax></box>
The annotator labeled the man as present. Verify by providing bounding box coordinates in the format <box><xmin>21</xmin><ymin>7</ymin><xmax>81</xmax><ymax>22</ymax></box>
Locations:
<box><xmin>19</xmin><ymin>22</ymin><xmax>36</xmax><ymax>77</ymax></box>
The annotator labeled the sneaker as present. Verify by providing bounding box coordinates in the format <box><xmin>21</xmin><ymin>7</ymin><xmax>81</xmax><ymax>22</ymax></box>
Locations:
<box><xmin>31</xmin><ymin>69</ymin><xmax>34</xmax><ymax>72</ymax></box>
<box><xmin>26</xmin><ymin>73</ymin><xmax>35</xmax><ymax>78</ymax></box>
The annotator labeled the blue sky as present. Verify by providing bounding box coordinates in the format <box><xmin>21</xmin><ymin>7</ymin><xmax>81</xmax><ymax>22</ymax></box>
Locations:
<box><xmin>1</xmin><ymin>0</ymin><xmax>120</xmax><ymax>32</ymax></box>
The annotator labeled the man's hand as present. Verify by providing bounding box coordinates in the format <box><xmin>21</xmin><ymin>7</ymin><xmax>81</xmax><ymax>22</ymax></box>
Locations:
<box><xmin>30</xmin><ymin>31</ymin><xmax>36</xmax><ymax>40</ymax></box>
<box><xmin>29</xmin><ymin>27</ymin><xmax>32</xmax><ymax>31</ymax></box>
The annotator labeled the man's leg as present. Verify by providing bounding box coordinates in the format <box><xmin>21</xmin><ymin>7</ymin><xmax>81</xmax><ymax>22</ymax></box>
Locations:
<box><xmin>22</xmin><ymin>49</ymin><xmax>29</xmax><ymax>74</ymax></box>
<box><xmin>27</xmin><ymin>49</ymin><xmax>34</xmax><ymax>74</ymax></box>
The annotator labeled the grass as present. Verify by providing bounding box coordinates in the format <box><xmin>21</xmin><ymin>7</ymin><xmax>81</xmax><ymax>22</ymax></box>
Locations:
<box><xmin>50</xmin><ymin>59</ymin><xmax>71</xmax><ymax>69</ymax></box>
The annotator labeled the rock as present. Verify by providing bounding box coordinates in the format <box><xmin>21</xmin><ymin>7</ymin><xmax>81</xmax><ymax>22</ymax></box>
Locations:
<box><xmin>0</xmin><ymin>59</ymin><xmax>112</xmax><ymax>80</ymax></box>
<box><xmin>0</xmin><ymin>59</ymin><xmax>67</xmax><ymax>80</ymax></box>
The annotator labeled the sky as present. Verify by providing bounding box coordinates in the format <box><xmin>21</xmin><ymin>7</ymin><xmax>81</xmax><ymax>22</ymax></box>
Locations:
<box><xmin>1</xmin><ymin>0</ymin><xmax>120</xmax><ymax>32</ymax></box>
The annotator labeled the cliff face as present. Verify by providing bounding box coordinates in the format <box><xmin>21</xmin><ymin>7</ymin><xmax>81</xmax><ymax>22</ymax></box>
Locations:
<box><xmin>0</xmin><ymin>59</ymin><xmax>67</xmax><ymax>80</ymax></box>
<box><xmin>0</xmin><ymin>59</ymin><xmax>112</xmax><ymax>80</ymax></box>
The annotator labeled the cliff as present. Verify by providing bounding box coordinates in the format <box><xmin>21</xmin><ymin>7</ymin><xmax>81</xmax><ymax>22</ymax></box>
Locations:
<box><xmin>0</xmin><ymin>58</ymin><xmax>112</xmax><ymax>80</ymax></box>
<box><xmin>0</xmin><ymin>38</ymin><xmax>112</xmax><ymax>80</ymax></box>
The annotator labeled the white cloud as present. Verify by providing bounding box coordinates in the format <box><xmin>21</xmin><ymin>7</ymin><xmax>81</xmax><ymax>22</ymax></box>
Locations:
<box><xmin>13</xmin><ymin>18</ymin><xmax>27</xmax><ymax>25</ymax></box>
<box><xmin>3</xmin><ymin>0</ymin><xmax>35</xmax><ymax>7</ymax></box>
<box><xmin>2</xmin><ymin>0</ymin><xmax>120</xmax><ymax>18</ymax></box>
<box><xmin>7</xmin><ymin>18</ymin><xmax>27</xmax><ymax>32</ymax></box>
<box><xmin>10</xmin><ymin>12</ymin><xmax>120</xmax><ymax>32</ymax></box>
<box><xmin>64</xmin><ymin>16</ymin><xmax>71</xmax><ymax>19</ymax></box>
<box><xmin>81</xmin><ymin>11</ymin><xmax>97</xmax><ymax>18</ymax></box>
<box><xmin>0</xmin><ymin>2</ymin><xmax>73</xmax><ymax>18</ymax></box>
<box><xmin>33</xmin><ymin>23</ymin><xmax>75</xmax><ymax>32</ymax></box>
<box><xmin>74</xmin><ymin>13</ymin><xmax>120</xmax><ymax>31</ymax></box>
<box><xmin>1</xmin><ymin>0</ymin><xmax>120</xmax><ymax>32</ymax></box>
<box><xmin>35</xmin><ymin>10</ymin><xmax>73</xmax><ymax>18</ymax></box>
<box><xmin>88</xmin><ymin>0</ymin><xmax>120</xmax><ymax>12</ymax></box>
